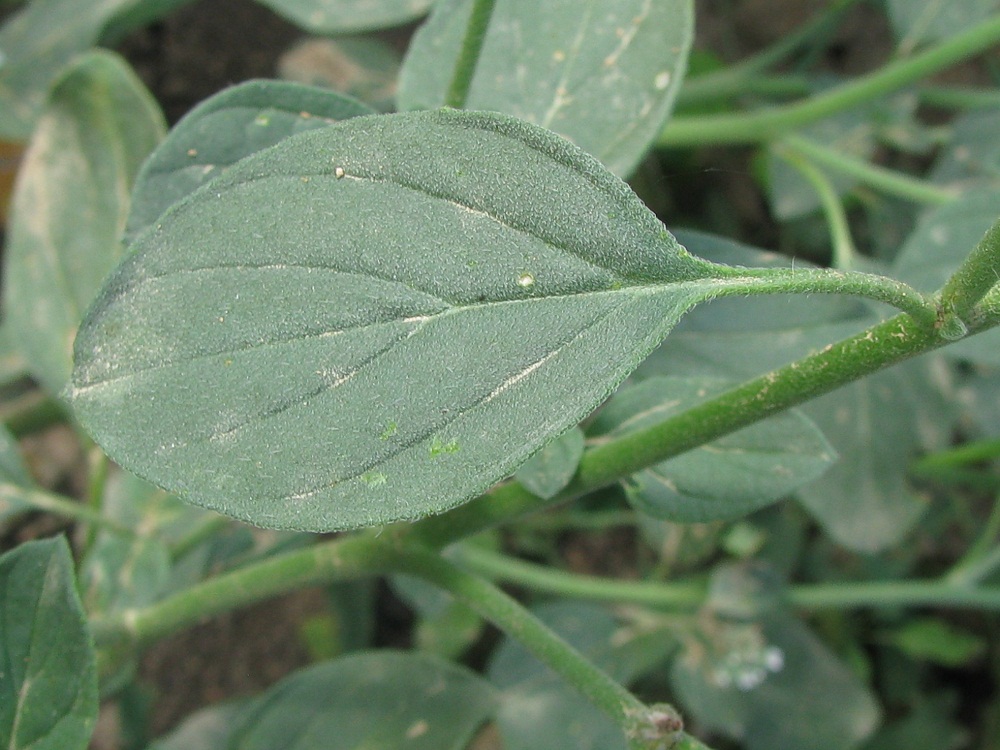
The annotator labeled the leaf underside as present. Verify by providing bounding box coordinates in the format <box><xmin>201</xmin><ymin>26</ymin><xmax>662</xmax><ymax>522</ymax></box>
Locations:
<box><xmin>70</xmin><ymin>109</ymin><xmax>724</xmax><ymax>531</ymax></box>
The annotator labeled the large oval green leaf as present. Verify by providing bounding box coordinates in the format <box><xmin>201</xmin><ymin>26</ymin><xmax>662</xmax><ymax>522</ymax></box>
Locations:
<box><xmin>398</xmin><ymin>0</ymin><xmax>693</xmax><ymax>177</ymax></box>
<box><xmin>2</xmin><ymin>51</ymin><xmax>165</xmax><ymax>397</ymax></box>
<box><xmin>69</xmin><ymin>109</ymin><xmax>726</xmax><ymax>531</ymax></box>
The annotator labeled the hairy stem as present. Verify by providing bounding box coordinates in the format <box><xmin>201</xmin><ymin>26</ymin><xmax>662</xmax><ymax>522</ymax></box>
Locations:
<box><xmin>708</xmin><ymin>266</ymin><xmax>937</xmax><ymax>322</ymax></box>
<box><xmin>659</xmin><ymin>15</ymin><xmax>1000</xmax><ymax>147</ymax></box>
<box><xmin>939</xmin><ymin>216</ymin><xmax>1000</xmax><ymax>323</ymax></box>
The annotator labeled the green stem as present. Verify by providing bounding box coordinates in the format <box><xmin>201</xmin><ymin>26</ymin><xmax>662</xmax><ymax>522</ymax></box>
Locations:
<box><xmin>456</xmin><ymin>544</ymin><xmax>706</xmax><ymax>609</ymax></box>
<box><xmin>780</xmin><ymin>134</ymin><xmax>958</xmax><ymax>206</ymax></box>
<box><xmin>772</xmin><ymin>142</ymin><xmax>858</xmax><ymax>268</ymax></box>
<box><xmin>939</xmin><ymin>216</ymin><xmax>1000</xmax><ymax>323</ymax></box>
<box><xmin>443</xmin><ymin>0</ymin><xmax>498</xmax><ymax>109</ymax></box>
<box><xmin>459</xmin><ymin>546</ymin><xmax>1000</xmax><ymax>612</ymax></box>
<box><xmin>920</xmin><ymin>84</ymin><xmax>1000</xmax><ymax>110</ymax></box>
<box><xmin>678</xmin><ymin>74</ymin><xmax>811</xmax><ymax>108</ymax></box>
<box><xmin>512</xmin><ymin>509</ymin><xmax>640</xmax><ymax>532</ymax></box>
<box><xmin>82</xmin><ymin>448</ymin><xmax>111</xmax><ymax>555</ymax></box>
<box><xmin>912</xmin><ymin>436</ymin><xmax>1000</xmax><ymax>472</ymax></box>
<box><xmin>947</xmin><ymin>541</ymin><xmax>1000</xmax><ymax>587</ymax></box>
<box><xmin>2</xmin><ymin>392</ymin><xmax>66</xmax><ymax>437</ymax></box>
<box><xmin>391</xmin><ymin>546</ymin><xmax>654</xmax><ymax>730</ymax></box>
<box><xmin>659</xmin><ymin>15</ymin><xmax>1000</xmax><ymax>147</ymax></box>
<box><xmin>909</xmin><ymin>466</ymin><xmax>1000</xmax><ymax>492</ymax></box>
<box><xmin>0</xmin><ymin>483</ymin><xmax>133</xmax><ymax>535</ymax></box>
<box><xmin>91</xmin><ymin>531</ymin><xmax>388</xmax><ymax>648</ymax></box>
<box><xmin>711</xmin><ymin>266</ymin><xmax>937</xmax><ymax>324</ymax></box>
<box><xmin>89</xmin><ymin>532</ymin><xmax>687</xmax><ymax>748</ymax></box>
<box><xmin>168</xmin><ymin>514</ymin><xmax>231</xmax><ymax>561</ymax></box>
<box><xmin>409</xmin><ymin>311</ymin><xmax>956</xmax><ymax>549</ymax></box>
<box><xmin>789</xmin><ymin>580</ymin><xmax>1000</xmax><ymax>610</ymax></box>
<box><xmin>677</xmin><ymin>0</ymin><xmax>862</xmax><ymax>107</ymax></box>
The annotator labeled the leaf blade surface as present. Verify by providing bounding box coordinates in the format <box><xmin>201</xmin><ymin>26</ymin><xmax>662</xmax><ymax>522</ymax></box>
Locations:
<box><xmin>0</xmin><ymin>537</ymin><xmax>98</xmax><ymax>750</ymax></box>
<box><xmin>126</xmin><ymin>79</ymin><xmax>375</xmax><ymax>243</ymax></box>
<box><xmin>2</xmin><ymin>51</ymin><xmax>164</xmax><ymax>397</ymax></box>
<box><xmin>70</xmin><ymin>109</ymin><xmax>724</xmax><ymax>531</ymax></box>
<box><xmin>399</xmin><ymin>0</ymin><xmax>693</xmax><ymax>176</ymax></box>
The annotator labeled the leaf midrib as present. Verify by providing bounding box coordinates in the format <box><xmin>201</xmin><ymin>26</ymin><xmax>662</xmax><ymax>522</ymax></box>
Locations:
<box><xmin>75</xmin><ymin>267</ymin><xmax>710</xmax><ymax>393</ymax></box>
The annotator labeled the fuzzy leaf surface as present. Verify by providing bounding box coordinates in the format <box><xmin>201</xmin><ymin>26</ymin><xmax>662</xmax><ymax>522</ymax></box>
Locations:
<box><xmin>0</xmin><ymin>538</ymin><xmax>98</xmax><ymax>750</ymax></box>
<box><xmin>69</xmin><ymin>109</ymin><xmax>725</xmax><ymax>531</ymax></box>
<box><xmin>126</xmin><ymin>80</ymin><xmax>375</xmax><ymax>243</ymax></box>
<box><xmin>398</xmin><ymin>0</ymin><xmax>693</xmax><ymax>177</ymax></box>
<box><xmin>2</xmin><ymin>51</ymin><xmax>164</xmax><ymax>397</ymax></box>
<box><xmin>588</xmin><ymin>376</ymin><xmax>836</xmax><ymax>522</ymax></box>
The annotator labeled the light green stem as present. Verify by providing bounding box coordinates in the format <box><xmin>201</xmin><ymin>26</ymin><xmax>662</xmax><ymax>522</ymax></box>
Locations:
<box><xmin>678</xmin><ymin>74</ymin><xmax>810</xmax><ymax>107</ymax></box>
<box><xmin>708</xmin><ymin>266</ymin><xmax>936</xmax><ymax>322</ymax></box>
<box><xmin>789</xmin><ymin>581</ymin><xmax>1000</xmax><ymax>610</ymax></box>
<box><xmin>947</xmin><ymin>541</ymin><xmax>1000</xmax><ymax>588</ymax></box>
<box><xmin>82</xmin><ymin>448</ymin><xmax>111</xmax><ymax>554</ymax></box>
<box><xmin>939</xmin><ymin>216</ymin><xmax>1000</xmax><ymax>323</ymax></box>
<box><xmin>443</xmin><ymin>0</ymin><xmax>498</xmax><ymax>109</ymax></box>
<box><xmin>457</xmin><ymin>544</ymin><xmax>706</xmax><ymax>609</ymax></box>
<box><xmin>388</xmin><ymin>547</ymin><xmax>657</xmax><ymax>734</ymax></box>
<box><xmin>2</xmin><ymin>392</ymin><xmax>65</xmax><ymax>437</ymax></box>
<box><xmin>90</xmin><ymin>532</ymin><xmax>388</xmax><ymax>648</ymax></box>
<box><xmin>659</xmin><ymin>15</ymin><xmax>1000</xmax><ymax>147</ymax></box>
<box><xmin>90</xmin><ymin>532</ymin><xmax>688</xmax><ymax>748</ymax></box>
<box><xmin>920</xmin><ymin>85</ymin><xmax>1000</xmax><ymax>110</ymax></box>
<box><xmin>912</xmin><ymin>436</ymin><xmax>1000</xmax><ymax>472</ymax></box>
<box><xmin>677</xmin><ymin>0</ymin><xmax>862</xmax><ymax>107</ymax></box>
<box><xmin>458</xmin><ymin>545</ymin><xmax>1000</xmax><ymax>611</ymax></box>
<box><xmin>780</xmin><ymin>134</ymin><xmax>958</xmax><ymax>206</ymax></box>
<box><xmin>772</xmin><ymin>142</ymin><xmax>858</xmax><ymax>268</ymax></box>
<box><xmin>0</xmin><ymin>483</ymin><xmax>132</xmax><ymax>535</ymax></box>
